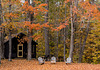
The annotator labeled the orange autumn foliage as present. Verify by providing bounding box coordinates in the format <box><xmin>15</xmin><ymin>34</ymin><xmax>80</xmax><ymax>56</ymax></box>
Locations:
<box><xmin>42</xmin><ymin>22</ymin><xmax>49</xmax><ymax>28</ymax></box>
<box><xmin>32</xmin><ymin>34</ymin><xmax>43</xmax><ymax>41</ymax></box>
<box><xmin>33</xmin><ymin>0</ymin><xmax>41</xmax><ymax>4</ymax></box>
<box><xmin>21</xmin><ymin>0</ymin><xmax>49</xmax><ymax>41</ymax></box>
<box><xmin>24</xmin><ymin>21</ymin><xmax>50</xmax><ymax>32</ymax></box>
<box><xmin>24</xmin><ymin>21</ymin><xmax>41</xmax><ymax>31</ymax></box>
<box><xmin>22</xmin><ymin>1</ymin><xmax>48</xmax><ymax>15</ymax></box>
<box><xmin>51</xmin><ymin>22</ymin><xmax>69</xmax><ymax>31</ymax></box>
<box><xmin>79</xmin><ymin>1</ymin><xmax>100</xmax><ymax>20</ymax></box>
<box><xmin>65</xmin><ymin>0</ymin><xmax>70</xmax><ymax>3</ymax></box>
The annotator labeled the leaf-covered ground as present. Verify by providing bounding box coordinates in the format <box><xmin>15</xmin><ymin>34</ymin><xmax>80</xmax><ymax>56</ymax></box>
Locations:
<box><xmin>0</xmin><ymin>59</ymin><xmax>100</xmax><ymax>70</ymax></box>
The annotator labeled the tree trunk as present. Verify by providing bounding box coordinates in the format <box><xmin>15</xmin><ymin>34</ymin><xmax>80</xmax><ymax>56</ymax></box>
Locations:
<box><xmin>56</xmin><ymin>31</ymin><xmax>58</xmax><ymax>61</ymax></box>
<box><xmin>78</xmin><ymin>19</ymin><xmax>90</xmax><ymax>63</ymax></box>
<box><xmin>78</xmin><ymin>0</ymin><xmax>93</xmax><ymax>63</ymax></box>
<box><xmin>27</xmin><ymin>0</ymin><xmax>34</xmax><ymax>60</ymax></box>
<box><xmin>55</xmin><ymin>31</ymin><xmax>59</xmax><ymax>61</ymax></box>
<box><xmin>78</xmin><ymin>15</ymin><xmax>84</xmax><ymax>63</ymax></box>
<box><xmin>0</xmin><ymin>32</ymin><xmax>1</xmax><ymax>64</ymax></box>
<box><xmin>8</xmin><ymin>31</ymin><xmax>12</xmax><ymax>61</ymax></box>
<box><xmin>1</xmin><ymin>30</ymin><xmax>4</xmax><ymax>59</ymax></box>
<box><xmin>56</xmin><ymin>1</ymin><xmax>59</xmax><ymax>61</ymax></box>
<box><xmin>8</xmin><ymin>0</ymin><xmax>12</xmax><ymax>61</ymax></box>
<box><xmin>0</xmin><ymin>31</ymin><xmax>1</xmax><ymax>64</ymax></box>
<box><xmin>74</xmin><ymin>0</ymin><xmax>78</xmax><ymax>29</ymax></box>
<box><xmin>73</xmin><ymin>0</ymin><xmax>78</xmax><ymax>60</ymax></box>
<box><xmin>45</xmin><ymin>0</ymin><xmax>49</xmax><ymax>61</ymax></box>
<box><xmin>27</xmin><ymin>31</ymin><xmax>32</xmax><ymax>60</ymax></box>
<box><xmin>0</xmin><ymin>0</ymin><xmax>2</xmax><ymax>64</ymax></box>
<box><xmin>64</xmin><ymin>28</ymin><xmax>66</xmax><ymax>61</ymax></box>
<box><xmin>78</xmin><ymin>35</ymin><xmax>82</xmax><ymax>63</ymax></box>
<box><xmin>69</xmin><ymin>2</ymin><xmax>74</xmax><ymax>62</ymax></box>
<box><xmin>64</xmin><ymin>3</ymin><xmax>67</xmax><ymax>62</ymax></box>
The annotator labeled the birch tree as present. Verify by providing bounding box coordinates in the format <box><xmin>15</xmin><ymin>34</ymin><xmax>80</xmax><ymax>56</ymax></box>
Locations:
<box><xmin>69</xmin><ymin>0</ymin><xmax>74</xmax><ymax>62</ymax></box>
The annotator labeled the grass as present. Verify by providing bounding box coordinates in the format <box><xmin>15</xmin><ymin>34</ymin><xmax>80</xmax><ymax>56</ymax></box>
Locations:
<box><xmin>0</xmin><ymin>59</ymin><xmax>100</xmax><ymax>70</ymax></box>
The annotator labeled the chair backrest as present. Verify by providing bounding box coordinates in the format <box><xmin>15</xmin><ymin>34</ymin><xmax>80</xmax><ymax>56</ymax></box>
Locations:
<box><xmin>66</xmin><ymin>57</ymin><xmax>71</xmax><ymax>63</ymax></box>
<box><xmin>51</xmin><ymin>56</ymin><xmax>56</xmax><ymax>61</ymax></box>
<box><xmin>38</xmin><ymin>57</ymin><xmax>43</xmax><ymax>62</ymax></box>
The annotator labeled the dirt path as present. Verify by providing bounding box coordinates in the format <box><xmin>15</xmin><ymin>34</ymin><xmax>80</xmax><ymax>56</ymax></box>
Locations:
<box><xmin>0</xmin><ymin>59</ymin><xmax>100</xmax><ymax>70</ymax></box>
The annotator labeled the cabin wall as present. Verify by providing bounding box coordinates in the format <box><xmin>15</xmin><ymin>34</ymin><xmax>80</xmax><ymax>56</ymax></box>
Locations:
<box><xmin>4</xmin><ymin>40</ymin><xmax>36</xmax><ymax>59</ymax></box>
<box><xmin>4</xmin><ymin>42</ymin><xmax>9</xmax><ymax>59</ymax></box>
<box><xmin>23</xmin><ymin>42</ymin><xmax>27</xmax><ymax>58</ymax></box>
<box><xmin>12</xmin><ymin>38</ymin><xmax>18</xmax><ymax>58</ymax></box>
<box><xmin>4</xmin><ymin>33</ymin><xmax>37</xmax><ymax>59</ymax></box>
<box><xmin>33</xmin><ymin>45</ymin><xmax>36</xmax><ymax>58</ymax></box>
<box><xmin>32</xmin><ymin>44</ymin><xmax>36</xmax><ymax>58</ymax></box>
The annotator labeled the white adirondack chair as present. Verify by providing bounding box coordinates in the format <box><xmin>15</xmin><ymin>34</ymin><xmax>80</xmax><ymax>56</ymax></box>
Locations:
<box><xmin>51</xmin><ymin>56</ymin><xmax>56</xmax><ymax>64</ymax></box>
<box><xmin>66</xmin><ymin>57</ymin><xmax>71</xmax><ymax>64</ymax></box>
<box><xmin>38</xmin><ymin>57</ymin><xmax>45</xmax><ymax>65</ymax></box>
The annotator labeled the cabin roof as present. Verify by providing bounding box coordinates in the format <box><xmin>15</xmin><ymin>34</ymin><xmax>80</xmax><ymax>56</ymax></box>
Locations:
<box><xmin>4</xmin><ymin>32</ymin><xmax>38</xmax><ymax>45</ymax></box>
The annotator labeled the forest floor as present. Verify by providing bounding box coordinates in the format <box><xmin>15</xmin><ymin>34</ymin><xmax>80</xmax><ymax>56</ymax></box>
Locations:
<box><xmin>0</xmin><ymin>59</ymin><xmax>100</xmax><ymax>70</ymax></box>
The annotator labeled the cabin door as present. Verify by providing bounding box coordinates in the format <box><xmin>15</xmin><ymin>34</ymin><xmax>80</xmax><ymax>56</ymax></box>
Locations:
<box><xmin>17</xmin><ymin>44</ymin><xmax>23</xmax><ymax>57</ymax></box>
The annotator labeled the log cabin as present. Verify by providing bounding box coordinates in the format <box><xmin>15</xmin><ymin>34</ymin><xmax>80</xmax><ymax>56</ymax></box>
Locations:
<box><xmin>4</xmin><ymin>33</ymin><xmax>37</xmax><ymax>59</ymax></box>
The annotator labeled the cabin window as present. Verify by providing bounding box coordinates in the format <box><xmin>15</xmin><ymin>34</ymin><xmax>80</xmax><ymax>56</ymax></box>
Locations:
<box><xmin>19</xmin><ymin>46</ymin><xmax>22</xmax><ymax>50</ymax></box>
<box><xmin>17</xmin><ymin>44</ymin><xmax>23</xmax><ymax>57</ymax></box>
